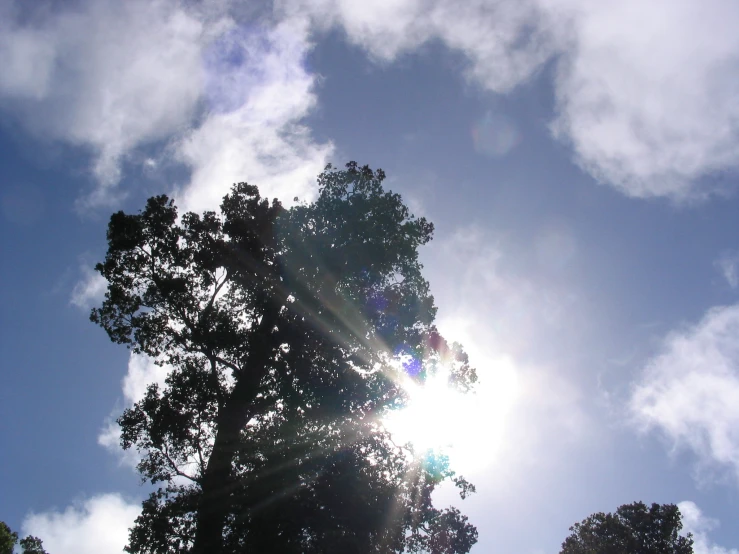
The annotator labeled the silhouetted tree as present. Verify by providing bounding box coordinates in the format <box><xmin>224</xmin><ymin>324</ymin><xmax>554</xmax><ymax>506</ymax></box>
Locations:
<box><xmin>560</xmin><ymin>502</ymin><xmax>694</xmax><ymax>554</ymax></box>
<box><xmin>0</xmin><ymin>522</ymin><xmax>48</xmax><ymax>554</ymax></box>
<box><xmin>92</xmin><ymin>163</ymin><xmax>479</xmax><ymax>554</ymax></box>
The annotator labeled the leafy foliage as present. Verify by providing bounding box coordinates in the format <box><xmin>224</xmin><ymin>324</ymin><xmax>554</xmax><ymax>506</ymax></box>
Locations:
<box><xmin>560</xmin><ymin>502</ymin><xmax>694</xmax><ymax>554</ymax></box>
<box><xmin>18</xmin><ymin>536</ymin><xmax>48</xmax><ymax>554</ymax></box>
<box><xmin>0</xmin><ymin>522</ymin><xmax>48</xmax><ymax>554</ymax></box>
<box><xmin>93</xmin><ymin>163</ymin><xmax>478</xmax><ymax>553</ymax></box>
<box><xmin>0</xmin><ymin>522</ymin><xmax>17</xmax><ymax>554</ymax></box>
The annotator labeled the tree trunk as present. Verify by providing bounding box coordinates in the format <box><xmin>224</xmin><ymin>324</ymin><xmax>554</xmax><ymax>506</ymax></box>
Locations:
<box><xmin>191</xmin><ymin>368</ymin><xmax>263</xmax><ymax>554</ymax></box>
<box><xmin>192</xmin><ymin>301</ymin><xmax>278</xmax><ymax>554</ymax></box>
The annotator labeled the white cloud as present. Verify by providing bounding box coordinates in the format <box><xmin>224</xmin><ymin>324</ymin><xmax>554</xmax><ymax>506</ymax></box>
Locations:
<box><xmin>97</xmin><ymin>419</ymin><xmax>140</xmax><ymax>470</ymax></box>
<box><xmin>3</xmin><ymin>0</ymin><xmax>738</xmax><ymax>204</ymax></box>
<box><xmin>678</xmin><ymin>501</ymin><xmax>739</xmax><ymax>554</ymax></box>
<box><xmin>121</xmin><ymin>354</ymin><xmax>170</xmax><ymax>405</ymax></box>
<box><xmin>282</xmin><ymin>0</ymin><xmax>557</xmax><ymax>92</ymax></box>
<box><xmin>70</xmin><ymin>265</ymin><xmax>107</xmax><ymax>310</ymax></box>
<box><xmin>715</xmin><ymin>251</ymin><xmax>739</xmax><ymax>289</ymax></box>
<box><xmin>284</xmin><ymin>0</ymin><xmax>739</xmax><ymax>200</ymax></box>
<box><xmin>550</xmin><ymin>0</ymin><xmax>739</xmax><ymax>201</ymax></box>
<box><xmin>0</xmin><ymin>1</ymin><xmax>330</xmax><ymax>210</ymax></box>
<box><xmin>0</xmin><ymin>9</ymin><xmax>55</xmax><ymax>99</ymax></box>
<box><xmin>98</xmin><ymin>354</ymin><xmax>170</xmax><ymax>464</ymax></box>
<box><xmin>0</xmin><ymin>0</ymin><xmax>207</xmax><ymax>206</ymax></box>
<box><xmin>174</xmin><ymin>18</ymin><xmax>332</xmax><ymax>213</ymax></box>
<box><xmin>631</xmin><ymin>304</ymin><xmax>739</xmax><ymax>480</ymax></box>
<box><xmin>21</xmin><ymin>494</ymin><xmax>140</xmax><ymax>554</ymax></box>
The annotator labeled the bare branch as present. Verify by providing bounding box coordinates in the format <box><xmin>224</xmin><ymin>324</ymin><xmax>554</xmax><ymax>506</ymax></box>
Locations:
<box><xmin>162</xmin><ymin>443</ymin><xmax>199</xmax><ymax>484</ymax></box>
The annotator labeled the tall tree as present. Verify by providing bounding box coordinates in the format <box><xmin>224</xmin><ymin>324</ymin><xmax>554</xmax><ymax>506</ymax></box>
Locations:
<box><xmin>560</xmin><ymin>502</ymin><xmax>694</xmax><ymax>554</ymax></box>
<box><xmin>92</xmin><ymin>163</ymin><xmax>479</xmax><ymax>553</ymax></box>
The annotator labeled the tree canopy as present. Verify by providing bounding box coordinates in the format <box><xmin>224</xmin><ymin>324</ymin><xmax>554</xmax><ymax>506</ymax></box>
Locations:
<box><xmin>92</xmin><ymin>162</ymin><xmax>479</xmax><ymax>553</ymax></box>
<box><xmin>0</xmin><ymin>522</ymin><xmax>16</xmax><ymax>554</ymax></box>
<box><xmin>0</xmin><ymin>522</ymin><xmax>48</xmax><ymax>554</ymax></box>
<box><xmin>560</xmin><ymin>502</ymin><xmax>694</xmax><ymax>554</ymax></box>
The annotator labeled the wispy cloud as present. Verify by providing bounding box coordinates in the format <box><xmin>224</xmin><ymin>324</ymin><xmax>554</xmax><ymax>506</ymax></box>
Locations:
<box><xmin>283</xmin><ymin>0</ymin><xmax>556</xmax><ymax>92</ymax></box>
<box><xmin>631</xmin><ymin>304</ymin><xmax>739</xmax><ymax>481</ymax></box>
<box><xmin>715</xmin><ymin>251</ymin><xmax>739</xmax><ymax>289</ymax></box>
<box><xmin>69</xmin><ymin>265</ymin><xmax>107</xmax><ymax>311</ymax></box>
<box><xmin>472</xmin><ymin>112</ymin><xmax>522</xmax><ymax>158</ymax></box>
<box><xmin>174</xmin><ymin>17</ymin><xmax>332</xmax><ymax>213</ymax></box>
<box><xmin>21</xmin><ymin>494</ymin><xmax>140</xmax><ymax>554</ymax></box>
<box><xmin>678</xmin><ymin>501</ymin><xmax>739</xmax><ymax>554</ymax></box>
<box><xmin>427</xmin><ymin>224</ymin><xmax>580</xmax><ymax>359</ymax></box>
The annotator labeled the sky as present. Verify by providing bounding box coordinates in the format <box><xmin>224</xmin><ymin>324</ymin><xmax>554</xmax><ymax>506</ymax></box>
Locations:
<box><xmin>2</xmin><ymin>0</ymin><xmax>739</xmax><ymax>552</ymax></box>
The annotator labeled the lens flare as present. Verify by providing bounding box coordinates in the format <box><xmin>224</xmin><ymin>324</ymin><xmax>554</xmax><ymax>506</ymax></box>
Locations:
<box><xmin>385</xmin><ymin>369</ymin><xmax>462</xmax><ymax>451</ymax></box>
<box><xmin>394</xmin><ymin>345</ymin><xmax>423</xmax><ymax>377</ymax></box>
<box><xmin>384</xmin><ymin>357</ymin><xmax>519</xmax><ymax>472</ymax></box>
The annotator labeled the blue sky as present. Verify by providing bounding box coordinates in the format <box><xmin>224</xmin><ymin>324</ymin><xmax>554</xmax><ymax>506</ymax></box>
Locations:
<box><xmin>2</xmin><ymin>0</ymin><xmax>739</xmax><ymax>552</ymax></box>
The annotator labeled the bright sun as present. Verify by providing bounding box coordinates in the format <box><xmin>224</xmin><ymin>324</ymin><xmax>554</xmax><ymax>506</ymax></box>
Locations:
<box><xmin>383</xmin><ymin>357</ymin><xmax>519</xmax><ymax>472</ymax></box>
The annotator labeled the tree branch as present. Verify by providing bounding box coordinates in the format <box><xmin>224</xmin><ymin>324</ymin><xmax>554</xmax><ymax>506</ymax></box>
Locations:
<box><xmin>209</xmin><ymin>355</ymin><xmax>225</xmax><ymax>411</ymax></box>
<box><xmin>214</xmin><ymin>355</ymin><xmax>243</xmax><ymax>378</ymax></box>
<box><xmin>162</xmin><ymin>443</ymin><xmax>199</xmax><ymax>484</ymax></box>
<box><xmin>202</xmin><ymin>270</ymin><xmax>229</xmax><ymax>320</ymax></box>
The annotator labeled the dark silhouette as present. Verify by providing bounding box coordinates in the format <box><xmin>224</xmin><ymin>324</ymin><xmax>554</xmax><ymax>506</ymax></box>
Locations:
<box><xmin>0</xmin><ymin>522</ymin><xmax>48</xmax><ymax>554</ymax></box>
<box><xmin>560</xmin><ymin>502</ymin><xmax>694</xmax><ymax>554</ymax></box>
<box><xmin>92</xmin><ymin>163</ymin><xmax>479</xmax><ymax>553</ymax></box>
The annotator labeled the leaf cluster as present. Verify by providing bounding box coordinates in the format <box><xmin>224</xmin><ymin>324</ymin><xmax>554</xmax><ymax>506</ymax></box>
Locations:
<box><xmin>560</xmin><ymin>502</ymin><xmax>694</xmax><ymax>554</ymax></box>
<box><xmin>0</xmin><ymin>522</ymin><xmax>48</xmax><ymax>554</ymax></box>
